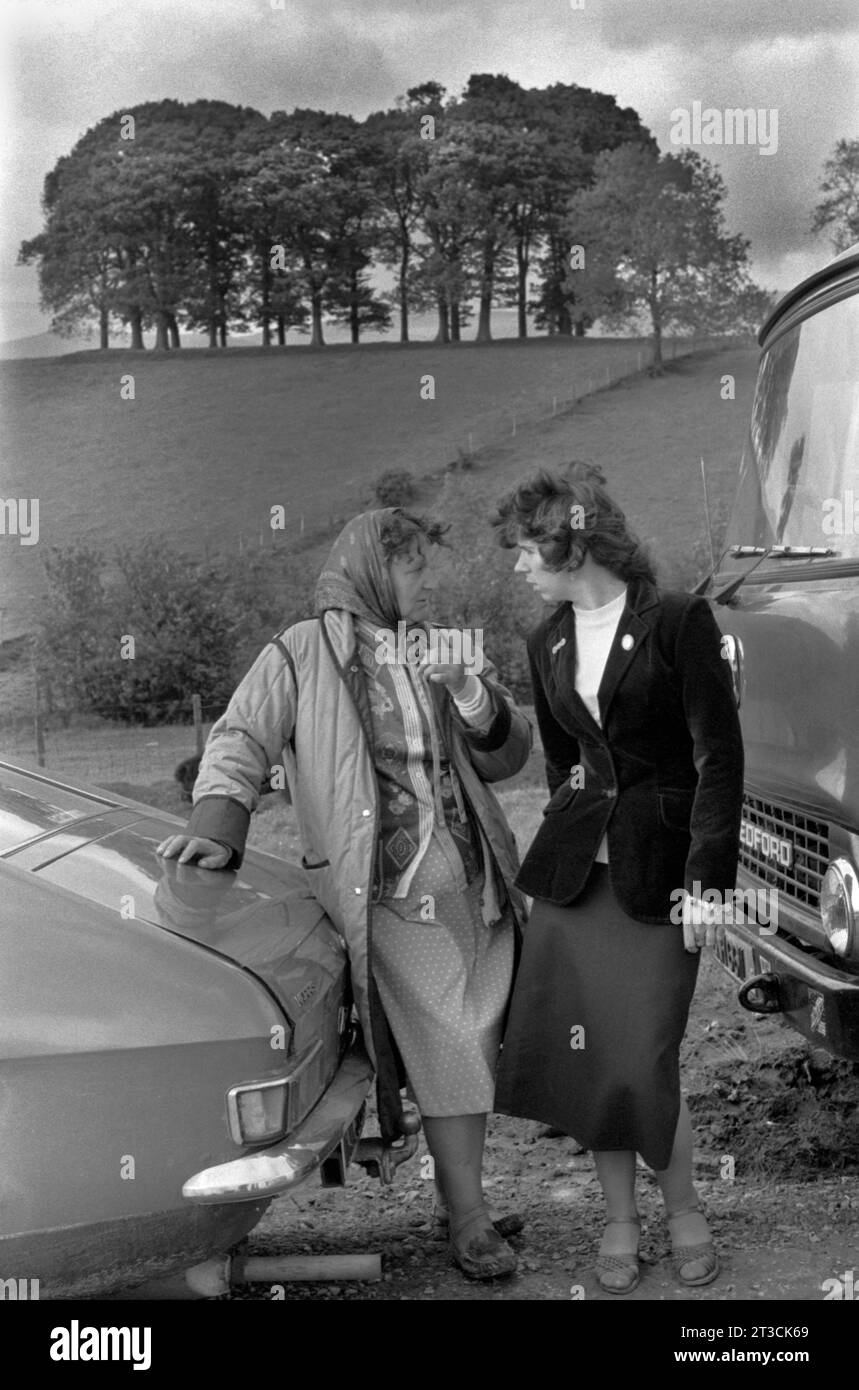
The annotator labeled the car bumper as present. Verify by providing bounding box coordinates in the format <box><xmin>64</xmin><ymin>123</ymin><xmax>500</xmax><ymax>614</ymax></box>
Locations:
<box><xmin>182</xmin><ymin>1040</ymin><xmax>374</xmax><ymax>1205</ymax></box>
<box><xmin>714</xmin><ymin>918</ymin><xmax>859</xmax><ymax>1060</ymax></box>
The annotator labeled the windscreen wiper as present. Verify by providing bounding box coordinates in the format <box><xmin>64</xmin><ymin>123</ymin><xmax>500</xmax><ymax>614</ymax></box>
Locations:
<box><xmin>711</xmin><ymin>545</ymin><xmax>838</xmax><ymax>605</ymax></box>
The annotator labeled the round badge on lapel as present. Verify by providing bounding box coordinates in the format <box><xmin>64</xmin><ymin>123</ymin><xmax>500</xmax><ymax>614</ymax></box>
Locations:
<box><xmin>621</xmin><ymin>633</ymin><xmax>634</xmax><ymax>651</ymax></box>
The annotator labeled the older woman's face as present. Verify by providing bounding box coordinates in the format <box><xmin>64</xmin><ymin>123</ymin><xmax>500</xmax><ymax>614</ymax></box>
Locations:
<box><xmin>389</xmin><ymin>536</ymin><xmax>439</xmax><ymax>620</ymax></box>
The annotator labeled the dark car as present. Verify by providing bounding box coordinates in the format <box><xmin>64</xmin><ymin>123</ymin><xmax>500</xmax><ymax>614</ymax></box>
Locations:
<box><xmin>706</xmin><ymin>242</ymin><xmax>859</xmax><ymax>1060</ymax></box>
<box><xmin>0</xmin><ymin>759</ymin><xmax>388</xmax><ymax>1298</ymax></box>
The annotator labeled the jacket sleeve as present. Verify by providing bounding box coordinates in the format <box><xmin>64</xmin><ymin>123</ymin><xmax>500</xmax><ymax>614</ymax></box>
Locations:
<box><xmin>675</xmin><ymin>596</ymin><xmax>744</xmax><ymax>896</ymax></box>
<box><xmin>186</xmin><ymin>636</ymin><xmax>298</xmax><ymax>869</ymax></box>
<box><xmin>528</xmin><ymin>642</ymin><xmax>581</xmax><ymax>797</ymax></box>
<box><xmin>449</xmin><ymin>652</ymin><xmax>533</xmax><ymax>783</ymax></box>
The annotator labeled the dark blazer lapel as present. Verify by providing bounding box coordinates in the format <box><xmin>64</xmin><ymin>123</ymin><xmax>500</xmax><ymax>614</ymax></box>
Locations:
<box><xmin>597</xmin><ymin>578</ymin><xmax>661</xmax><ymax>726</ymax></box>
<box><xmin>542</xmin><ymin>606</ymin><xmax>604</xmax><ymax>741</ymax></box>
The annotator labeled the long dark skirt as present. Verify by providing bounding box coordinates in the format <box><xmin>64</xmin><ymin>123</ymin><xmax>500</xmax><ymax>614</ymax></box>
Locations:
<box><xmin>494</xmin><ymin>864</ymin><xmax>700</xmax><ymax>1170</ymax></box>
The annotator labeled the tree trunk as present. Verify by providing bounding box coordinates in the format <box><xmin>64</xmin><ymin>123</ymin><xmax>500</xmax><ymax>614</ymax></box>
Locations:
<box><xmin>650</xmin><ymin>278</ymin><xmax>664</xmax><ymax>374</ymax></box>
<box><xmin>516</xmin><ymin>242</ymin><xmax>528</xmax><ymax>339</ymax></box>
<box><xmin>261</xmin><ymin>255</ymin><xmax>271</xmax><ymax>346</ymax></box>
<box><xmin>434</xmin><ymin>297</ymin><xmax>450</xmax><ymax>344</ymax></box>
<box><xmin>129</xmin><ymin>309</ymin><xmax>144</xmax><ymax>350</ymax></box>
<box><xmin>574</xmin><ymin>319</ymin><xmax>585</xmax><ymax>338</ymax></box>
<box><xmin>309</xmin><ymin>291</ymin><xmax>325</xmax><ymax>347</ymax></box>
<box><xmin>208</xmin><ymin>318</ymin><xmax>217</xmax><ymax>349</ymax></box>
<box><xmin>450</xmin><ymin>301</ymin><xmax>461</xmax><ymax>342</ymax></box>
<box><xmin>99</xmin><ymin>303</ymin><xmax>109</xmax><ymax>350</ymax></box>
<box><xmin>350</xmin><ymin>267</ymin><xmax>360</xmax><ymax>344</ymax></box>
<box><xmin>276</xmin><ymin>315</ymin><xmax>286</xmax><ymax>347</ymax></box>
<box><xmin>154</xmin><ymin>311</ymin><xmax>169</xmax><ymax>350</ymax></box>
<box><xmin>557</xmin><ymin>302</ymin><xmax>573</xmax><ymax>336</ymax></box>
<box><xmin>399</xmin><ymin>241</ymin><xmax>410</xmax><ymax>343</ymax></box>
<box><xmin>476</xmin><ymin>242</ymin><xmax>494</xmax><ymax>343</ymax></box>
<box><xmin>219</xmin><ymin>321</ymin><xmax>227</xmax><ymax>348</ymax></box>
<box><xmin>167</xmin><ymin>314</ymin><xmax>181</xmax><ymax>348</ymax></box>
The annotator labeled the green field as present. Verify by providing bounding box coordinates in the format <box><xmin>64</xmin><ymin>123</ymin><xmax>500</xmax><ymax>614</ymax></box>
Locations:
<box><xmin>0</xmin><ymin>334</ymin><xmax>738</xmax><ymax>642</ymax></box>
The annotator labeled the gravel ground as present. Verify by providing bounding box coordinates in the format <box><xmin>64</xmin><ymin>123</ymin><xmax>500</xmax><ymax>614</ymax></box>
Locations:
<box><xmin>116</xmin><ymin>953</ymin><xmax>859</xmax><ymax>1304</ymax></box>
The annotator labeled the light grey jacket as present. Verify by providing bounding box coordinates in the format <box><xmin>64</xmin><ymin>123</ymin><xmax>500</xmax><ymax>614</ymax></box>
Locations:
<box><xmin>187</xmin><ymin>609</ymin><xmax>532</xmax><ymax>1139</ymax></box>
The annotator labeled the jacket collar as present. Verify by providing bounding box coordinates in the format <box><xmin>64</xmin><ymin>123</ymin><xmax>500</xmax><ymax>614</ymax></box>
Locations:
<box><xmin>541</xmin><ymin>575</ymin><xmax>661</xmax><ymax>737</ymax></box>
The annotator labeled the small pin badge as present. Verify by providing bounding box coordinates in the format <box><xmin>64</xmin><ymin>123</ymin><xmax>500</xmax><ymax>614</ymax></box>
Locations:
<box><xmin>551</xmin><ymin>636</ymin><xmax>567</xmax><ymax>654</ymax></box>
<box><xmin>621</xmin><ymin>634</ymin><xmax>634</xmax><ymax>651</ymax></box>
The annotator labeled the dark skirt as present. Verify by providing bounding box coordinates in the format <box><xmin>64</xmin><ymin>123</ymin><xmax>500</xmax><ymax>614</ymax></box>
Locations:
<box><xmin>494</xmin><ymin>864</ymin><xmax>700</xmax><ymax>1169</ymax></box>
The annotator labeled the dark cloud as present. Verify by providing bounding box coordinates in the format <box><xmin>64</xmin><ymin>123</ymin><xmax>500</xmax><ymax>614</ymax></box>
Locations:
<box><xmin>595</xmin><ymin>0</ymin><xmax>858</xmax><ymax>50</ymax></box>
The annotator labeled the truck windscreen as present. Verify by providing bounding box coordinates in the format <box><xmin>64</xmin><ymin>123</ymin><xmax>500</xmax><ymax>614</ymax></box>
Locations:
<box><xmin>725</xmin><ymin>291</ymin><xmax>859</xmax><ymax>563</ymax></box>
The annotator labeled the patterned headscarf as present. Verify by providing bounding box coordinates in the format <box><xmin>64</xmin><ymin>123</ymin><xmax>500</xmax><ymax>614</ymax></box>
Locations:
<box><xmin>314</xmin><ymin>510</ymin><xmax>405</xmax><ymax>626</ymax></box>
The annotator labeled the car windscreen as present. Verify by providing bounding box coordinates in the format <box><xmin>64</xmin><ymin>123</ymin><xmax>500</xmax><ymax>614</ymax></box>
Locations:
<box><xmin>724</xmin><ymin>290</ymin><xmax>859</xmax><ymax>563</ymax></box>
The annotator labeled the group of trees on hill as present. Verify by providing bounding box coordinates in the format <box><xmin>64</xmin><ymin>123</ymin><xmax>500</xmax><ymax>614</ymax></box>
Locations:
<box><xmin>20</xmin><ymin>74</ymin><xmax>783</xmax><ymax>357</ymax></box>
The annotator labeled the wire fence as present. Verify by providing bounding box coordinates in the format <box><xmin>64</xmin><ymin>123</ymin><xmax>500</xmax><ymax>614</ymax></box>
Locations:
<box><xmin>0</xmin><ymin>693</ymin><xmax>221</xmax><ymax>789</ymax></box>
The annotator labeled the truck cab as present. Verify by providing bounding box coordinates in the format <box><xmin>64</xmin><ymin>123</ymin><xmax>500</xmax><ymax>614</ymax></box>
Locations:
<box><xmin>707</xmin><ymin>242</ymin><xmax>859</xmax><ymax>1060</ymax></box>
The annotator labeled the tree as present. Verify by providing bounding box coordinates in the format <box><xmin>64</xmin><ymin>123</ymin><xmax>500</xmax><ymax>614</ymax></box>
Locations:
<box><xmin>365</xmin><ymin>85</ymin><xmax>444</xmax><ymax>342</ymax></box>
<box><xmin>812</xmin><ymin>137</ymin><xmax>859</xmax><ymax>253</ymax></box>
<box><xmin>565</xmin><ymin>146</ymin><xmax>753</xmax><ymax>370</ymax></box>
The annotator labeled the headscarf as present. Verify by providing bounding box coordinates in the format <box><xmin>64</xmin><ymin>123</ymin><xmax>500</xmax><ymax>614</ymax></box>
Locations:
<box><xmin>314</xmin><ymin>510</ymin><xmax>405</xmax><ymax>627</ymax></box>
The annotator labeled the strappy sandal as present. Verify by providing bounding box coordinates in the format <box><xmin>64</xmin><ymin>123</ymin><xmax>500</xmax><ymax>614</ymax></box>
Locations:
<box><xmin>448</xmin><ymin>1208</ymin><xmax>518</xmax><ymax>1281</ymax></box>
<box><xmin>595</xmin><ymin>1217</ymin><xmax>641</xmax><ymax>1295</ymax></box>
<box><xmin>666</xmin><ymin>1203</ymin><xmax>720</xmax><ymax>1287</ymax></box>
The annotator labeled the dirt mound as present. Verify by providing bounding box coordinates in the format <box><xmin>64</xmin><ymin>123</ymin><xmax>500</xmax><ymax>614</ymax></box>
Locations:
<box><xmin>689</xmin><ymin>1046</ymin><xmax>859</xmax><ymax>1178</ymax></box>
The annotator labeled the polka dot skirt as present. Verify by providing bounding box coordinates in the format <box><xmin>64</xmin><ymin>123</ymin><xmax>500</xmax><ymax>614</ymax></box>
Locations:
<box><xmin>371</xmin><ymin>837</ymin><xmax>515</xmax><ymax>1116</ymax></box>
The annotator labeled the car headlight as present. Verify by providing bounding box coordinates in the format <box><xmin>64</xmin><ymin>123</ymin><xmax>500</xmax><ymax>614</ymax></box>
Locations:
<box><xmin>820</xmin><ymin>858</ymin><xmax>859</xmax><ymax>958</ymax></box>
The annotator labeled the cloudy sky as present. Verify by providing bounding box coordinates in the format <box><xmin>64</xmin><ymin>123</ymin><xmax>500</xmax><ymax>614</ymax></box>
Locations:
<box><xmin>1</xmin><ymin>0</ymin><xmax>857</xmax><ymax>342</ymax></box>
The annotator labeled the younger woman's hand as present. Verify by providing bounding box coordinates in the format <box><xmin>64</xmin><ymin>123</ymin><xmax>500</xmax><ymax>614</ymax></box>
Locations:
<box><xmin>681</xmin><ymin>892</ymin><xmax>726</xmax><ymax>954</ymax></box>
<box><xmin>156</xmin><ymin>834</ymin><xmax>231</xmax><ymax>869</ymax></box>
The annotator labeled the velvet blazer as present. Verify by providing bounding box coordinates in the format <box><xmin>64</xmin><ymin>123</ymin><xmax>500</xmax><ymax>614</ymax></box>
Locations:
<box><xmin>516</xmin><ymin>575</ymin><xmax>744</xmax><ymax>922</ymax></box>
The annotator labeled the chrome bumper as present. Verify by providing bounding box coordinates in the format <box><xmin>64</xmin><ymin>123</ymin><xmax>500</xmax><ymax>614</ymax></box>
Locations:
<box><xmin>183</xmin><ymin>1042</ymin><xmax>374</xmax><ymax>1205</ymax></box>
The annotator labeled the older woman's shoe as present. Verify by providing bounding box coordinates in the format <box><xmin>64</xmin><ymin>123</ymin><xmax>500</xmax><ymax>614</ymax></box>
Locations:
<box><xmin>666</xmin><ymin>1204</ymin><xmax>719</xmax><ymax>1287</ymax></box>
<box><xmin>595</xmin><ymin>1217</ymin><xmax>641</xmax><ymax>1295</ymax></box>
<box><xmin>431</xmin><ymin>1201</ymin><xmax>524</xmax><ymax>1241</ymax></box>
<box><xmin>449</xmin><ymin>1208</ymin><xmax>518</xmax><ymax>1280</ymax></box>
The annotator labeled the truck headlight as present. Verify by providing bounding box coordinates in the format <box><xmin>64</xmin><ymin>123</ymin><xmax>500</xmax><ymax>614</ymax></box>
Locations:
<box><xmin>820</xmin><ymin>858</ymin><xmax>859</xmax><ymax>958</ymax></box>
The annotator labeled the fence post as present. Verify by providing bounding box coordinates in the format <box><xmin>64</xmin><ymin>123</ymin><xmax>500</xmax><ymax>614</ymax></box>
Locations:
<box><xmin>33</xmin><ymin>668</ymin><xmax>46</xmax><ymax>768</ymax></box>
<box><xmin>192</xmin><ymin>693</ymin><xmax>203</xmax><ymax>758</ymax></box>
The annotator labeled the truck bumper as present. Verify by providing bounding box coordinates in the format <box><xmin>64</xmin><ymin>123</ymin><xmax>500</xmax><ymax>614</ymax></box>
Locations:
<box><xmin>714</xmin><ymin>917</ymin><xmax>859</xmax><ymax>1061</ymax></box>
<box><xmin>183</xmin><ymin>1041</ymin><xmax>374</xmax><ymax>1204</ymax></box>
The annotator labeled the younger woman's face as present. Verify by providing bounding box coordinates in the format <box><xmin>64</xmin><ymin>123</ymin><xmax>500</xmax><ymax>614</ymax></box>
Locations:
<box><xmin>389</xmin><ymin>536</ymin><xmax>439</xmax><ymax>620</ymax></box>
<box><xmin>513</xmin><ymin>537</ymin><xmax>576</xmax><ymax>604</ymax></box>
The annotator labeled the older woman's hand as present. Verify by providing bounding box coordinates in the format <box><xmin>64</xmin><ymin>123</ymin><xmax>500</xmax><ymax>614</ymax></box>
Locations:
<box><xmin>681</xmin><ymin>891</ymin><xmax>726</xmax><ymax>954</ymax></box>
<box><xmin>420</xmin><ymin>660</ymin><xmax>470</xmax><ymax>696</ymax></box>
<box><xmin>156</xmin><ymin>834</ymin><xmax>231</xmax><ymax>869</ymax></box>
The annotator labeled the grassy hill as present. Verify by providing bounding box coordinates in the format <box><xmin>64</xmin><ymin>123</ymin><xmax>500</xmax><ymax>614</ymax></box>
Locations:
<box><xmin>0</xmin><ymin>334</ymin><xmax>728</xmax><ymax>641</ymax></box>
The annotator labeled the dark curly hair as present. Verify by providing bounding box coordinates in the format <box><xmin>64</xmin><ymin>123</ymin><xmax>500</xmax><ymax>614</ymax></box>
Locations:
<box><xmin>492</xmin><ymin>463</ymin><xmax>656</xmax><ymax>583</ymax></box>
<box><xmin>378</xmin><ymin>508</ymin><xmax>450</xmax><ymax>560</ymax></box>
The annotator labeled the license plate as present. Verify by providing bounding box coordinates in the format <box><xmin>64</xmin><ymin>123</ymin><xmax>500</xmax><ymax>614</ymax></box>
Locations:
<box><xmin>713</xmin><ymin>930</ymin><xmax>756</xmax><ymax>984</ymax></box>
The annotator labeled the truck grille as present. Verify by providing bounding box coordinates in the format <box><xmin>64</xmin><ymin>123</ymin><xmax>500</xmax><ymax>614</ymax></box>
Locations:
<box><xmin>740</xmin><ymin>794</ymin><xmax>829</xmax><ymax>909</ymax></box>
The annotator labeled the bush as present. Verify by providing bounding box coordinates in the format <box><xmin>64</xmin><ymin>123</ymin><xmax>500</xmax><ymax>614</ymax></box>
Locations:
<box><xmin>372</xmin><ymin>468</ymin><xmax>416</xmax><ymax>507</ymax></box>
<box><xmin>34</xmin><ymin>539</ymin><xmax>318</xmax><ymax>724</ymax></box>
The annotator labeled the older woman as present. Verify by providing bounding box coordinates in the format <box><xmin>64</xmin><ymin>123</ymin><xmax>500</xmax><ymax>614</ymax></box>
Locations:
<box><xmin>492</xmin><ymin>466</ymin><xmax>743</xmax><ymax>1295</ymax></box>
<box><xmin>157</xmin><ymin>508</ymin><xmax>531</xmax><ymax>1280</ymax></box>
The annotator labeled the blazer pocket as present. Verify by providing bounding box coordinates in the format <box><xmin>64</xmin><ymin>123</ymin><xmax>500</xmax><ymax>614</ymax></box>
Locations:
<box><xmin>301</xmin><ymin>854</ymin><xmax>331</xmax><ymax>870</ymax></box>
<box><xmin>658</xmin><ymin>790</ymin><xmax>695</xmax><ymax>832</ymax></box>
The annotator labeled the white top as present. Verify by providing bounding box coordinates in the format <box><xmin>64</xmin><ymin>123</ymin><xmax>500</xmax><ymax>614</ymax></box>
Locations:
<box><xmin>573</xmin><ymin>588</ymin><xmax>627</xmax><ymax>863</ymax></box>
